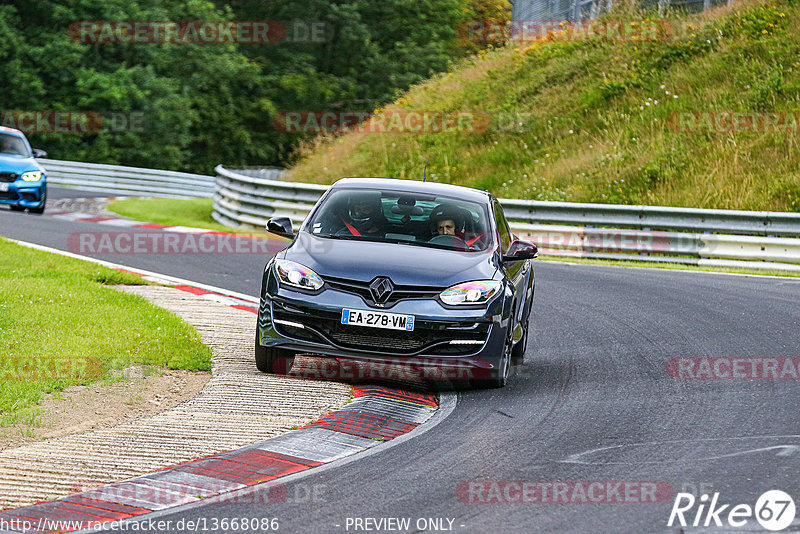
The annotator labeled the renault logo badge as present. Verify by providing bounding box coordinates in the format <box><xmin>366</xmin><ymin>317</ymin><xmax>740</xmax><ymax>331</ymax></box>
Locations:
<box><xmin>369</xmin><ymin>277</ymin><xmax>394</xmax><ymax>304</ymax></box>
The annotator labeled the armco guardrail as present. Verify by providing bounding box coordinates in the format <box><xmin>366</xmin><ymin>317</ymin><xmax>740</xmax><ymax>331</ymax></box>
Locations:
<box><xmin>509</xmin><ymin>224</ymin><xmax>800</xmax><ymax>271</ymax></box>
<box><xmin>42</xmin><ymin>158</ymin><xmax>216</xmax><ymax>198</ymax></box>
<box><xmin>213</xmin><ymin>165</ymin><xmax>800</xmax><ymax>271</ymax></box>
<box><xmin>213</xmin><ymin>165</ymin><xmax>322</xmax><ymax>228</ymax></box>
<box><xmin>500</xmin><ymin>200</ymin><xmax>800</xmax><ymax>237</ymax></box>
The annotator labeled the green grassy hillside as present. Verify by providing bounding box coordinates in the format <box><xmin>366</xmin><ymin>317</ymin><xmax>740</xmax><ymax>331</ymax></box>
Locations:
<box><xmin>0</xmin><ymin>238</ymin><xmax>211</xmax><ymax>427</ymax></box>
<box><xmin>287</xmin><ymin>0</ymin><xmax>800</xmax><ymax>212</ymax></box>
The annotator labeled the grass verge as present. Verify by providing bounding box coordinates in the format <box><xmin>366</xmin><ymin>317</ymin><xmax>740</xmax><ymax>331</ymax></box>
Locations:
<box><xmin>541</xmin><ymin>254</ymin><xmax>800</xmax><ymax>278</ymax></box>
<box><xmin>107</xmin><ymin>198</ymin><xmax>262</xmax><ymax>234</ymax></box>
<box><xmin>0</xmin><ymin>237</ymin><xmax>212</xmax><ymax>428</ymax></box>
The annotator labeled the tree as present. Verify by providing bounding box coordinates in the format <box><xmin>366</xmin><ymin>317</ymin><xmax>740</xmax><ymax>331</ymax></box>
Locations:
<box><xmin>0</xmin><ymin>0</ymin><xmax>506</xmax><ymax>172</ymax></box>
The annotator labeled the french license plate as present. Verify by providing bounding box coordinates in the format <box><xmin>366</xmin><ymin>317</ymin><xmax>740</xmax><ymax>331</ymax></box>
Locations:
<box><xmin>0</xmin><ymin>183</ymin><xmax>8</xmax><ymax>192</ymax></box>
<box><xmin>341</xmin><ymin>308</ymin><xmax>415</xmax><ymax>331</ymax></box>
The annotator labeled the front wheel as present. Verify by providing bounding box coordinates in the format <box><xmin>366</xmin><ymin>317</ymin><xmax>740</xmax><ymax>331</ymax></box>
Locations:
<box><xmin>29</xmin><ymin>191</ymin><xmax>46</xmax><ymax>214</ymax></box>
<box><xmin>9</xmin><ymin>204</ymin><xmax>24</xmax><ymax>212</ymax></box>
<box><xmin>511</xmin><ymin>321</ymin><xmax>529</xmax><ymax>365</ymax></box>
<box><xmin>473</xmin><ymin>331</ymin><xmax>511</xmax><ymax>389</ymax></box>
<box><xmin>255</xmin><ymin>330</ymin><xmax>295</xmax><ymax>374</ymax></box>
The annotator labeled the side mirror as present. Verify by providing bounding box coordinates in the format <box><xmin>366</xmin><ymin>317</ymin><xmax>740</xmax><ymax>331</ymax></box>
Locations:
<box><xmin>32</xmin><ymin>148</ymin><xmax>47</xmax><ymax>158</ymax></box>
<box><xmin>503</xmin><ymin>239</ymin><xmax>538</xmax><ymax>261</ymax></box>
<box><xmin>266</xmin><ymin>217</ymin><xmax>294</xmax><ymax>239</ymax></box>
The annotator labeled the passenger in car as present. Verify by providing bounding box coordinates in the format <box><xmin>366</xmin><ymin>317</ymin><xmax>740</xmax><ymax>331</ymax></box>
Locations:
<box><xmin>340</xmin><ymin>192</ymin><xmax>387</xmax><ymax>236</ymax></box>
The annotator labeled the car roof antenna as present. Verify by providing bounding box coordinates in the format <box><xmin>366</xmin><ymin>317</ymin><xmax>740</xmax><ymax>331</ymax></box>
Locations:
<box><xmin>423</xmin><ymin>165</ymin><xmax>427</xmax><ymax>182</ymax></box>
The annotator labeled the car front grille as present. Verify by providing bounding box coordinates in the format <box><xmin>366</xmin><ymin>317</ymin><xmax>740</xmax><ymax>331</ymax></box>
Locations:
<box><xmin>324</xmin><ymin>276</ymin><xmax>443</xmax><ymax>308</ymax></box>
<box><xmin>326</xmin><ymin>323</ymin><xmax>428</xmax><ymax>352</ymax></box>
<box><xmin>0</xmin><ymin>173</ymin><xmax>18</xmax><ymax>183</ymax></box>
<box><xmin>272</xmin><ymin>301</ymin><xmax>489</xmax><ymax>355</ymax></box>
<box><xmin>0</xmin><ymin>191</ymin><xmax>16</xmax><ymax>200</ymax></box>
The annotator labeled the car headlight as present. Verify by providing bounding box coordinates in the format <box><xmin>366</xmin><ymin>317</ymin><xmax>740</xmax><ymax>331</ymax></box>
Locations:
<box><xmin>20</xmin><ymin>171</ymin><xmax>44</xmax><ymax>181</ymax></box>
<box><xmin>274</xmin><ymin>259</ymin><xmax>324</xmax><ymax>290</ymax></box>
<box><xmin>440</xmin><ymin>280</ymin><xmax>502</xmax><ymax>306</ymax></box>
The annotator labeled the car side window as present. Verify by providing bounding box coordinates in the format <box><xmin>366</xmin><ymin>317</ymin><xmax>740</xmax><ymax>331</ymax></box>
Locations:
<box><xmin>493</xmin><ymin>200</ymin><xmax>511</xmax><ymax>253</ymax></box>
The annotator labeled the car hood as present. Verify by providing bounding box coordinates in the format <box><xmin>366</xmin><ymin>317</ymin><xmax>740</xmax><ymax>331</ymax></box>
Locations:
<box><xmin>0</xmin><ymin>154</ymin><xmax>43</xmax><ymax>174</ymax></box>
<box><xmin>284</xmin><ymin>232</ymin><xmax>498</xmax><ymax>287</ymax></box>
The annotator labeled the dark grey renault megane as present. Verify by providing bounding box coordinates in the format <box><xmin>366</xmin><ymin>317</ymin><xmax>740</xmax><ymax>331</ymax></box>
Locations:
<box><xmin>256</xmin><ymin>178</ymin><xmax>537</xmax><ymax>388</ymax></box>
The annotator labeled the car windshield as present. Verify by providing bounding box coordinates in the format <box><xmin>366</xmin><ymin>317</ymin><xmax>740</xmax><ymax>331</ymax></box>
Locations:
<box><xmin>0</xmin><ymin>134</ymin><xmax>30</xmax><ymax>157</ymax></box>
<box><xmin>306</xmin><ymin>188</ymin><xmax>494</xmax><ymax>252</ymax></box>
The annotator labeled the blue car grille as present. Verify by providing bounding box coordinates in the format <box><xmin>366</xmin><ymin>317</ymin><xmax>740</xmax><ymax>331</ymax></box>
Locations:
<box><xmin>0</xmin><ymin>173</ymin><xmax>18</xmax><ymax>183</ymax></box>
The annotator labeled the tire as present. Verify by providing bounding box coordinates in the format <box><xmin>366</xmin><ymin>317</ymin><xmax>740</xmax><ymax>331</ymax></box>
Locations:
<box><xmin>512</xmin><ymin>289</ymin><xmax>534</xmax><ymax>365</ymax></box>
<box><xmin>9</xmin><ymin>205</ymin><xmax>24</xmax><ymax>212</ymax></box>
<box><xmin>473</xmin><ymin>329</ymin><xmax>512</xmax><ymax>389</ymax></box>
<box><xmin>255</xmin><ymin>330</ymin><xmax>295</xmax><ymax>374</ymax></box>
<box><xmin>511</xmin><ymin>321</ymin><xmax>528</xmax><ymax>366</ymax></box>
<box><xmin>29</xmin><ymin>192</ymin><xmax>46</xmax><ymax>214</ymax></box>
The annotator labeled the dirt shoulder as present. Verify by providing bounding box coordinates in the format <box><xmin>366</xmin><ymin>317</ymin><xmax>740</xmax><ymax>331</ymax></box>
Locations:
<box><xmin>0</xmin><ymin>366</ymin><xmax>209</xmax><ymax>451</ymax></box>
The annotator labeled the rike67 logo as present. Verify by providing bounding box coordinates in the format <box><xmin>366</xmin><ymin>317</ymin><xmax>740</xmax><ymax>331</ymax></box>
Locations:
<box><xmin>668</xmin><ymin>490</ymin><xmax>796</xmax><ymax>531</ymax></box>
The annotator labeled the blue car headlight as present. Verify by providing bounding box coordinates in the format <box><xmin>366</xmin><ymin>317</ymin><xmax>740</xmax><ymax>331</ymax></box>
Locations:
<box><xmin>274</xmin><ymin>259</ymin><xmax>324</xmax><ymax>290</ymax></box>
<box><xmin>20</xmin><ymin>171</ymin><xmax>44</xmax><ymax>181</ymax></box>
<box><xmin>440</xmin><ymin>280</ymin><xmax>502</xmax><ymax>306</ymax></box>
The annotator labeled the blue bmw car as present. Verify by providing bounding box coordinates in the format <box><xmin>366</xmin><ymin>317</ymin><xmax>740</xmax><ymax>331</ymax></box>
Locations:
<box><xmin>256</xmin><ymin>178</ymin><xmax>537</xmax><ymax>388</ymax></box>
<box><xmin>0</xmin><ymin>127</ymin><xmax>48</xmax><ymax>214</ymax></box>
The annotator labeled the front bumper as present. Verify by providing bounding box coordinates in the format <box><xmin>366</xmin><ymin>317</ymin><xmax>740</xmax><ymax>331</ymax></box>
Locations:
<box><xmin>257</xmin><ymin>283</ymin><xmax>508</xmax><ymax>376</ymax></box>
<box><xmin>0</xmin><ymin>180</ymin><xmax>46</xmax><ymax>207</ymax></box>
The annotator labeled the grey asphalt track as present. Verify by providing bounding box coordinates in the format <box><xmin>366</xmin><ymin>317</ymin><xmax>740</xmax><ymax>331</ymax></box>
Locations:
<box><xmin>0</xmin><ymin>187</ymin><xmax>267</xmax><ymax>294</ymax></box>
<box><xmin>47</xmin><ymin>185</ymin><xmax>136</xmax><ymax>199</ymax></box>
<box><xmin>3</xmin><ymin>188</ymin><xmax>799</xmax><ymax>533</ymax></box>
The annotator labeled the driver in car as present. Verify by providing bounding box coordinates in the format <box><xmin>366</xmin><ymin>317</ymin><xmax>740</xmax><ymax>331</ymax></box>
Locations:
<box><xmin>430</xmin><ymin>204</ymin><xmax>486</xmax><ymax>249</ymax></box>
<box><xmin>0</xmin><ymin>137</ymin><xmax>15</xmax><ymax>154</ymax></box>
<box><xmin>435</xmin><ymin>217</ymin><xmax>457</xmax><ymax>236</ymax></box>
<box><xmin>430</xmin><ymin>205</ymin><xmax>466</xmax><ymax>238</ymax></box>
